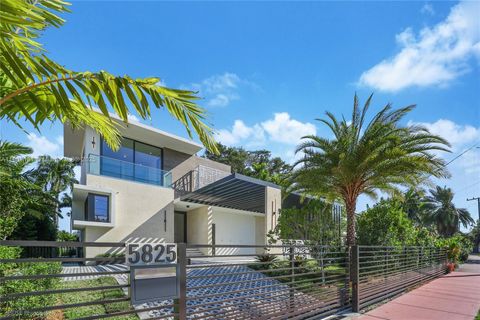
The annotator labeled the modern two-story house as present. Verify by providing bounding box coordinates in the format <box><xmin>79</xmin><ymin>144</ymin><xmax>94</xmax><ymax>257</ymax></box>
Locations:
<box><xmin>64</xmin><ymin>114</ymin><xmax>281</xmax><ymax>257</ymax></box>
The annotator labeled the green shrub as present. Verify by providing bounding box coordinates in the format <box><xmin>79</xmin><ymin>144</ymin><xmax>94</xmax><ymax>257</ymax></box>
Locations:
<box><xmin>0</xmin><ymin>246</ymin><xmax>62</xmax><ymax>319</ymax></box>
<box><xmin>436</xmin><ymin>234</ymin><xmax>472</xmax><ymax>264</ymax></box>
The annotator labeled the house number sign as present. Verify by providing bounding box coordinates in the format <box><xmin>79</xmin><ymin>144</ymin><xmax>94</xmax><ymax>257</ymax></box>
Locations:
<box><xmin>126</xmin><ymin>243</ymin><xmax>177</xmax><ymax>266</ymax></box>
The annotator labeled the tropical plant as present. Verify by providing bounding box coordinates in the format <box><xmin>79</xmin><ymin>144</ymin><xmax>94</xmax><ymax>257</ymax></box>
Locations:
<box><xmin>468</xmin><ymin>220</ymin><xmax>480</xmax><ymax>253</ymax></box>
<box><xmin>436</xmin><ymin>234</ymin><xmax>473</xmax><ymax>264</ymax></box>
<box><xmin>0</xmin><ymin>0</ymin><xmax>218</xmax><ymax>153</ymax></box>
<box><xmin>400</xmin><ymin>188</ymin><xmax>428</xmax><ymax>226</ymax></box>
<box><xmin>0</xmin><ymin>141</ymin><xmax>56</xmax><ymax>239</ymax></box>
<box><xmin>273</xmin><ymin>200</ymin><xmax>342</xmax><ymax>245</ymax></box>
<box><xmin>357</xmin><ymin>198</ymin><xmax>422</xmax><ymax>246</ymax></box>
<box><xmin>293</xmin><ymin>94</ymin><xmax>450</xmax><ymax>246</ymax></box>
<box><xmin>424</xmin><ymin>186</ymin><xmax>474</xmax><ymax>237</ymax></box>
<box><xmin>204</xmin><ymin>143</ymin><xmax>292</xmax><ymax>185</ymax></box>
<box><xmin>31</xmin><ymin>156</ymin><xmax>78</xmax><ymax>226</ymax></box>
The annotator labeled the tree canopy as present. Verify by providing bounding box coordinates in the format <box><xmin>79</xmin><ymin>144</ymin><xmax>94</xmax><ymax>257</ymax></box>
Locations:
<box><xmin>204</xmin><ymin>143</ymin><xmax>292</xmax><ymax>185</ymax></box>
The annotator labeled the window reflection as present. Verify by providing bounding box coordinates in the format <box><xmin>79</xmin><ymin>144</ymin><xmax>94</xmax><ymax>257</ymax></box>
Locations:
<box><xmin>100</xmin><ymin>138</ymin><xmax>163</xmax><ymax>185</ymax></box>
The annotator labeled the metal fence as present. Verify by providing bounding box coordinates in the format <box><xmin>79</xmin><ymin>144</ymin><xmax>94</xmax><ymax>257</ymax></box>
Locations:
<box><xmin>183</xmin><ymin>244</ymin><xmax>350</xmax><ymax>319</ymax></box>
<box><xmin>0</xmin><ymin>241</ymin><xmax>448</xmax><ymax>319</ymax></box>
<box><xmin>351</xmin><ymin>246</ymin><xmax>448</xmax><ymax>311</ymax></box>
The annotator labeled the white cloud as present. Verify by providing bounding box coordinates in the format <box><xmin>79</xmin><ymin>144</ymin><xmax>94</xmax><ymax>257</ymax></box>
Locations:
<box><xmin>410</xmin><ymin>119</ymin><xmax>480</xmax><ymax>148</ymax></box>
<box><xmin>359</xmin><ymin>1</ymin><xmax>480</xmax><ymax>91</ymax></box>
<box><xmin>27</xmin><ymin>133</ymin><xmax>63</xmax><ymax>158</ymax></box>
<box><xmin>190</xmin><ymin>72</ymin><xmax>255</xmax><ymax>107</ymax></box>
<box><xmin>217</xmin><ymin>120</ymin><xmax>265</xmax><ymax>146</ymax></box>
<box><xmin>408</xmin><ymin>119</ymin><xmax>480</xmax><ymax>174</ymax></box>
<box><xmin>208</xmin><ymin>93</ymin><xmax>237</xmax><ymax>108</ymax></box>
<box><xmin>216</xmin><ymin>113</ymin><xmax>316</xmax><ymax>162</ymax></box>
<box><xmin>127</xmin><ymin>114</ymin><xmax>139</xmax><ymax>122</ymax></box>
<box><xmin>421</xmin><ymin>3</ymin><xmax>435</xmax><ymax>16</ymax></box>
<box><xmin>261</xmin><ymin>113</ymin><xmax>317</xmax><ymax>145</ymax></box>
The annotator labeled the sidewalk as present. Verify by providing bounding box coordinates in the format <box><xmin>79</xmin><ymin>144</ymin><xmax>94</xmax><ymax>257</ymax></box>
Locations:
<box><xmin>356</xmin><ymin>255</ymin><xmax>480</xmax><ymax>320</ymax></box>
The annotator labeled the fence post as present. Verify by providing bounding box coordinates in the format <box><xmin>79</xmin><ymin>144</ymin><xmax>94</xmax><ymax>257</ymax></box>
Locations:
<box><xmin>289</xmin><ymin>245</ymin><xmax>295</xmax><ymax>313</ymax></box>
<box><xmin>351</xmin><ymin>245</ymin><xmax>360</xmax><ymax>312</ymax></box>
<box><xmin>177</xmin><ymin>243</ymin><xmax>187</xmax><ymax>320</ymax></box>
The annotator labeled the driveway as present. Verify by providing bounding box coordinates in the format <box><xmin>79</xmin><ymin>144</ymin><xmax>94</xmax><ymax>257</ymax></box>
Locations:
<box><xmin>62</xmin><ymin>263</ymin><xmax>331</xmax><ymax>319</ymax></box>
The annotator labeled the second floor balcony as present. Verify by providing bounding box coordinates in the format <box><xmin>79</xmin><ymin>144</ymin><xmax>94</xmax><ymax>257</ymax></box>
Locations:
<box><xmin>87</xmin><ymin>154</ymin><xmax>172</xmax><ymax>187</ymax></box>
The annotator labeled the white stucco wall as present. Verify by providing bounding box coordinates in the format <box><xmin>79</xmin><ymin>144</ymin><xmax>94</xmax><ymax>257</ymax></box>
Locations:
<box><xmin>212</xmin><ymin>209</ymin><xmax>257</xmax><ymax>255</ymax></box>
<box><xmin>79</xmin><ymin>174</ymin><xmax>174</xmax><ymax>257</ymax></box>
<box><xmin>186</xmin><ymin>206</ymin><xmax>212</xmax><ymax>255</ymax></box>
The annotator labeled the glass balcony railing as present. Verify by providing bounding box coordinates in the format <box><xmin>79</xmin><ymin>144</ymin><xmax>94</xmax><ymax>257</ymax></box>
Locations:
<box><xmin>87</xmin><ymin>154</ymin><xmax>172</xmax><ymax>187</ymax></box>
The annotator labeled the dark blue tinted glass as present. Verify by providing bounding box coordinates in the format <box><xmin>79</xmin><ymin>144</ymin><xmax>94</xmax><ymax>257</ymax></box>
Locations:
<box><xmin>93</xmin><ymin>195</ymin><xmax>108</xmax><ymax>222</ymax></box>
<box><xmin>101</xmin><ymin>138</ymin><xmax>134</xmax><ymax>179</ymax></box>
<box><xmin>134</xmin><ymin>142</ymin><xmax>162</xmax><ymax>184</ymax></box>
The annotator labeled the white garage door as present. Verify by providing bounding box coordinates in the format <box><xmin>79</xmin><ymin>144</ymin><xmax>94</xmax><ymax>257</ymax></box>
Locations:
<box><xmin>212</xmin><ymin>210</ymin><xmax>256</xmax><ymax>255</ymax></box>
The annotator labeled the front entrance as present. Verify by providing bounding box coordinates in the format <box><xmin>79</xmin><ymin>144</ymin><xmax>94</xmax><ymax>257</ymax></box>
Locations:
<box><xmin>174</xmin><ymin>211</ymin><xmax>187</xmax><ymax>243</ymax></box>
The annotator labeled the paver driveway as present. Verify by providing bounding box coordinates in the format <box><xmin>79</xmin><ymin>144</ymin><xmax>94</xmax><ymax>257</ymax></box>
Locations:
<box><xmin>62</xmin><ymin>263</ymin><xmax>334</xmax><ymax>319</ymax></box>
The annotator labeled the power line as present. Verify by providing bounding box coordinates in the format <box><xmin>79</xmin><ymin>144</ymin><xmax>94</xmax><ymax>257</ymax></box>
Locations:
<box><xmin>444</xmin><ymin>144</ymin><xmax>479</xmax><ymax>167</ymax></box>
<box><xmin>458</xmin><ymin>180</ymin><xmax>480</xmax><ymax>193</ymax></box>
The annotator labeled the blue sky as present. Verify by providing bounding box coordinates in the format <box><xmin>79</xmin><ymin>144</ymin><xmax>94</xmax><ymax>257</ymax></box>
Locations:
<box><xmin>1</xmin><ymin>1</ymin><xmax>479</xmax><ymax>231</ymax></box>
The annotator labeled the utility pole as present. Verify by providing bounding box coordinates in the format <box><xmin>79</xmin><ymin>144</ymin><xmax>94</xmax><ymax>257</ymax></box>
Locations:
<box><xmin>467</xmin><ymin>197</ymin><xmax>480</xmax><ymax>221</ymax></box>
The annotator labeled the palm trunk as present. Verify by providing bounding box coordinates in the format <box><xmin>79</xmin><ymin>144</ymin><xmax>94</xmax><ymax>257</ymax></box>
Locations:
<box><xmin>346</xmin><ymin>199</ymin><xmax>357</xmax><ymax>247</ymax></box>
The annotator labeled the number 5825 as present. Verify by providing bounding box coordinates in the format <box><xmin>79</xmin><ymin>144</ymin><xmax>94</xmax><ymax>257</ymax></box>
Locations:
<box><xmin>127</xmin><ymin>243</ymin><xmax>177</xmax><ymax>265</ymax></box>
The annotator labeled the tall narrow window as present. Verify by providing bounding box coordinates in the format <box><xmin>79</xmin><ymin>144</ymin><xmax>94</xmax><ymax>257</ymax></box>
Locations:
<box><xmin>85</xmin><ymin>194</ymin><xmax>109</xmax><ymax>222</ymax></box>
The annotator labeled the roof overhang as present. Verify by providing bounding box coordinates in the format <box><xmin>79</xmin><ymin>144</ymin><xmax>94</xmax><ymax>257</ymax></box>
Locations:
<box><xmin>179</xmin><ymin>173</ymin><xmax>280</xmax><ymax>214</ymax></box>
<box><xmin>64</xmin><ymin>110</ymin><xmax>203</xmax><ymax>158</ymax></box>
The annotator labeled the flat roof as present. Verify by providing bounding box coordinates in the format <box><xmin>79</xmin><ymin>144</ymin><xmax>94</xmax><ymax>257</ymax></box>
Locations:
<box><xmin>180</xmin><ymin>173</ymin><xmax>280</xmax><ymax>213</ymax></box>
<box><xmin>64</xmin><ymin>110</ymin><xmax>203</xmax><ymax>158</ymax></box>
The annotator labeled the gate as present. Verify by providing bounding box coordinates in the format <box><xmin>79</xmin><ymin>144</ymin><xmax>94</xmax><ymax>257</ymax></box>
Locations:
<box><xmin>0</xmin><ymin>241</ymin><xmax>350</xmax><ymax>320</ymax></box>
<box><xmin>0</xmin><ymin>241</ymin><xmax>448</xmax><ymax>319</ymax></box>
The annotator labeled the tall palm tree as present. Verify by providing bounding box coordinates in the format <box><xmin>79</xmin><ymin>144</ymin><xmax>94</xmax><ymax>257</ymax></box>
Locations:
<box><xmin>0</xmin><ymin>0</ymin><xmax>218</xmax><ymax>153</ymax></box>
<box><xmin>0</xmin><ymin>140</ymin><xmax>56</xmax><ymax>239</ymax></box>
<box><xmin>293</xmin><ymin>94</ymin><xmax>450</xmax><ymax>246</ymax></box>
<box><xmin>424</xmin><ymin>186</ymin><xmax>474</xmax><ymax>237</ymax></box>
<box><xmin>32</xmin><ymin>156</ymin><xmax>78</xmax><ymax>226</ymax></box>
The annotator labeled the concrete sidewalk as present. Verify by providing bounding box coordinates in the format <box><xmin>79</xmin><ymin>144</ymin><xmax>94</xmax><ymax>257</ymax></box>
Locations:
<box><xmin>356</xmin><ymin>255</ymin><xmax>480</xmax><ymax>320</ymax></box>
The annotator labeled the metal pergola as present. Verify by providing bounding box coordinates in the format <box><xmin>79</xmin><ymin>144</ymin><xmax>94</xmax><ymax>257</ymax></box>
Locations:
<box><xmin>180</xmin><ymin>173</ymin><xmax>280</xmax><ymax>213</ymax></box>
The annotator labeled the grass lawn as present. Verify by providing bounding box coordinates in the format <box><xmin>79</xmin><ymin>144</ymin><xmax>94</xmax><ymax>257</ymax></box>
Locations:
<box><xmin>54</xmin><ymin>277</ymin><xmax>137</xmax><ymax>319</ymax></box>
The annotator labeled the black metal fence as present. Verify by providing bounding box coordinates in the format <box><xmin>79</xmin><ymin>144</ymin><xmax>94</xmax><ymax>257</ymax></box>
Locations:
<box><xmin>0</xmin><ymin>241</ymin><xmax>448</xmax><ymax>319</ymax></box>
<box><xmin>351</xmin><ymin>246</ymin><xmax>447</xmax><ymax>311</ymax></box>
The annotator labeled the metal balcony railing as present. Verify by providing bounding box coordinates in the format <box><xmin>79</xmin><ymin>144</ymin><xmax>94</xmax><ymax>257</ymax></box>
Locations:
<box><xmin>172</xmin><ymin>164</ymin><xmax>230</xmax><ymax>197</ymax></box>
<box><xmin>87</xmin><ymin>154</ymin><xmax>172</xmax><ymax>187</ymax></box>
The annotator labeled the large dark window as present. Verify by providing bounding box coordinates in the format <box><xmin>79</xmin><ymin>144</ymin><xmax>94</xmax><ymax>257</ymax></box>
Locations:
<box><xmin>101</xmin><ymin>138</ymin><xmax>134</xmax><ymax>179</ymax></box>
<box><xmin>100</xmin><ymin>138</ymin><xmax>163</xmax><ymax>184</ymax></box>
<box><xmin>85</xmin><ymin>194</ymin><xmax>109</xmax><ymax>222</ymax></box>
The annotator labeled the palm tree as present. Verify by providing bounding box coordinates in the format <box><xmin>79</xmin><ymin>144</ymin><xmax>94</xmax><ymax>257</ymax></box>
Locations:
<box><xmin>0</xmin><ymin>0</ymin><xmax>218</xmax><ymax>153</ymax></box>
<box><xmin>0</xmin><ymin>140</ymin><xmax>56</xmax><ymax>239</ymax></box>
<box><xmin>293</xmin><ymin>94</ymin><xmax>450</xmax><ymax>246</ymax></box>
<box><xmin>0</xmin><ymin>140</ymin><xmax>34</xmax><ymax>176</ymax></box>
<box><xmin>400</xmin><ymin>188</ymin><xmax>428</xmax><ymax>226</ymax></box>
<box><xmin>32</xmin><ymin>156</ymin><xmax>78</xmax><ymax>226</ymax></box>
<box><xmin>423</xmin><ymin>186</ymin><xmax>474</xmax><ymax>237</ymax></box>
